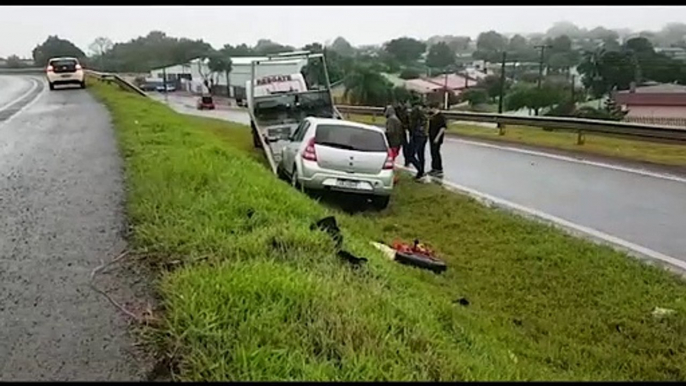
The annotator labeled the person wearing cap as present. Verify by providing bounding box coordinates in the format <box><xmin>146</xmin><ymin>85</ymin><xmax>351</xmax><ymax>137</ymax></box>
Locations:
<box><xmin>428</xmin><ymin>102</ymin><xmax>447</xmax><ymax>177</ymax></box>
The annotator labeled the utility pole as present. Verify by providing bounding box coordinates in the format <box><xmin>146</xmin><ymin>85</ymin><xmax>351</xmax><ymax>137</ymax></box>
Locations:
<box><xmin>570</xmin><ymin>74</ymin><xmax>576</xmax><ymax>106</ymax></box>
<box><xmin>497</xmin><ymin>51</ymin><xmax>507</xmax><ymax>135</ymax></box>
<box><xmin>443</xmin><ymin>71</ymin><xmax>449</xmax><ymax>110</ymax></box>
<box><xmin>162</xmin><ymin>67</ymin><xmax>168</xmax><ymax>104</ymax></box>
<box><xmin>534</xmin><ymin>44</ymin><xmax>551</xmax><ymax>89</ymax></box>
<box><xmin>534</xmin><ymin>44</ymin><xmax>552</xmax><ymax>115</ymax></box>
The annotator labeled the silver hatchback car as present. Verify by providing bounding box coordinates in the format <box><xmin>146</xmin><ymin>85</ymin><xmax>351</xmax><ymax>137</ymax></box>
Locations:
<box><xmin>277</xmin><ymin>117</ymin><xmax>395</xmax><ymax>209</ymax></box>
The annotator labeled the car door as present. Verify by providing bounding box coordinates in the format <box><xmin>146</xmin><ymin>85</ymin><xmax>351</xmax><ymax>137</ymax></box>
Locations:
<box><xmin>283</xmin><ymin>120</ymin><xmax>310</xmax><ymax>175</ymax></box>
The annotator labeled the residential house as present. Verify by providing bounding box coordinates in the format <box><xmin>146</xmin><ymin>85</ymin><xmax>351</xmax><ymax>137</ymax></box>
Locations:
<box><xmin>654</xmin><ymin>47</ymin><xmax>686</xmax><ymax>62</ymax></box>
<box><xmin>613</xmin><ymin>83</ymin><xmax>686</xmax><ymax>127</ymax></box>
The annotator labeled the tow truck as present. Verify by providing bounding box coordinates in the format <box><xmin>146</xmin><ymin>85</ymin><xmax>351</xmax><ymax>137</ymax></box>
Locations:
<box><xmin>246</xmin><ymin>51</ymin><xmax>343</xmax><ymax>174</ymax></box>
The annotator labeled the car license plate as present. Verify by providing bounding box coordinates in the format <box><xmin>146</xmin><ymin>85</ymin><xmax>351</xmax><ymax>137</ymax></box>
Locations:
<box><xmin>61</xmin><ymin>74</ymin><xmax>71</xmax><ymax>78</ymax></box>
<box><xmin>336</xmin><ymin>179</ymin><xmax>359</xmax><ymax>189</ymax></box>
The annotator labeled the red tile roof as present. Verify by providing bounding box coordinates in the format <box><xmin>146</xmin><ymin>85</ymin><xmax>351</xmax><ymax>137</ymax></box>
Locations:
<box><xmin>614</xmin><ymin>83</ymin><xmax>686</xmax><ymax>106</ymax></box>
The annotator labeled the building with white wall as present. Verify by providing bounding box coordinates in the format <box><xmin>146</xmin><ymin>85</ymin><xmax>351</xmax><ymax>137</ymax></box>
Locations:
<box><xmin>149</xmin><ymin>56</ymin><xmax>308</xmax><ymax>97</ymax></box>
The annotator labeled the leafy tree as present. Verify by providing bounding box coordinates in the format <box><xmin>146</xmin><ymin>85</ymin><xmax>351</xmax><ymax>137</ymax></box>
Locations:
<box><xmin>391</xmin><ymin>86</ymin><xmax>414</xmax><ymax>104</ymax></box>
<box><xmin>399</xmin><ymin>68</ymin><xmax>421</xmax><ymax>80</ymax></box>
<box><xmin>383</xmin><ymin>37</ymin><xmax>426</xmax><ymax>64</ymax></box>
<box><xmin>587</xmin><ymin>27</ymin><xmax>620</xmax><ymax>42</ymax></box>
<box><xmin>476</xmin><ymin>75</ymin><xmax>511</xmax><ymax>101</ymax></box>
<box><xmin>254</xmin><ymin>39</ymin><xmax>294</xmax><ymax>55</ymax></box>
<box><xmin>602</xmin><ymin>37</ymin><xmax>621</xmax><ymax>52</ymax></box>
<box><xmin>476</xmin><ymin>30</ymin><xmax>507</xmax><ymax>52</ymax></box>
<box><xmin>426</xmin><ymin>42</ymin><xmax>455</xmax><ymax>70</ymax></box>
<box><xmin>5</xmin><ymin>55</ymin><xmax>25</xmax><ymax>68</ymax></box>
<box><xmin>461</xmin><ymin>88</ymin><xmax>488</xmax><ymax>106</ymax></box>
<box><xmin>343</xmin><ymin>65</ymin><xmax>393</xmax><ymax>106</ymax></box>
<box><xmin>508</xmin><ymin>34</ymin><xmax>529</xmax><ymax>52</ymax></box>
<box><xmin>207</xmin><ymin>51</ymin><xmax>232</xmax><ymax>98</ymax></box>
<box><xmin>89</xmin><ymin>37</ymin><xmax>113</xmax><ymax>57</ymax></box>
<box><xmin>624</xmin><ymin>37</ymin><xmax>654</xmax><ymax>55</ymax></box>
<box><xmin>302</xmin><ymin>42</ymin><xmax>324</xmax><ymax>53</ymax></box>
<box><xmin>428</xmin><ymin>35</ymin><xmax>471</xmax><ymax>52</ymax></box>
<box><xmin>578</xmin><ymin>49</ymin><xmax>635</xmax><ymax>98</ymax></box>
<box><xmin>32</xmin><ymin>35</ymin><xmax>86</xmax><ymax>67</ymax></box>
<box><xmin>546</xmin><ymin>21</ymin><xmax>582</xmax><ymax>39</ymax></box>
<box><xmin>549</xmin><ymin>35</ymin><xmax>572</xmax><ymax>53</ymax></box>
<box><xmin>221</xmin><ymin>43</ymin><xmax>254</xmax><ymax>57</ymax></box>
<box><xmin>89</xmin><ymin>37</ymin><xmax>113</xmax><ymax>70</ymax></box>
<box><xmin>99</xmin><ymin>31</ymin><xmax>213</xmax><ymax>72</ymax></box>
<box><xmin>330</xmin><ymin>37</ymin><xmax>355</xmax><ymax>57</ymax></box>
<box><xmin>505</xmin><ymin>82</ymin><xmax>566</xmax><ymax>112</ymax></box>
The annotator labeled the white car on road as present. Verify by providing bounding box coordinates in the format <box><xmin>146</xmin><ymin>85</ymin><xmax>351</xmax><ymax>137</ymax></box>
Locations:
<box><xmin>46</xmin><ymin>57</ymin><xmax>85</xmax><ymax>90</ymax></box>
<box><xmin>278</xmin><ymin>117</ymin><xmax>395</xmax><ymax>209</ymax></box>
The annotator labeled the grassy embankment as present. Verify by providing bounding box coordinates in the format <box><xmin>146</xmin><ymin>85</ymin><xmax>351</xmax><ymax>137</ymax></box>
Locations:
<box><xmin>90</xmin><ymin>80</ymin><xmax>686</xmax><ymax>381</ymax></box>
<box><xmin>347</xmin><ymin>113</ymin><xmax>686</xmax><ymax>167</ymax></box>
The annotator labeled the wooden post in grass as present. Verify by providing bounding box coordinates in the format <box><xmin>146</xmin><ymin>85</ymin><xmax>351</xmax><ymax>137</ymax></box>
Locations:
<box><xmin>497</xmin><ymin>51</ymin><xmax>507</xmax><ymax>136</ymax></box>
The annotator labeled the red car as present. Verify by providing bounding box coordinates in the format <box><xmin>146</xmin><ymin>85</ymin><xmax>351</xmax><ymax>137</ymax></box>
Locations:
<box><xmin>197</xmin><ymin>96</ymin><xmax>215</xmax><ymax>110</ymax></box>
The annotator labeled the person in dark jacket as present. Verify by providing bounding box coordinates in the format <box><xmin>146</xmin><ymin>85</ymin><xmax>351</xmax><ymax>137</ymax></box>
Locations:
<box><xmin>384</xmin><ymin>105</ymin><xmax>404</xmax><ymax>161</ymax></box>
<box><xmin>406</xmin><ymin>102</ymin><xmax>429</xmax><ymax>180</ymax></box>
<box><xmin>428</xmin><ymin>102</ymin><xmax>447</xmax><ymax>177</ymax></box>
<box><xmin>394</xmin><ymin>102</ymin><xmax>411</xmax><ymax>167</ymax></box>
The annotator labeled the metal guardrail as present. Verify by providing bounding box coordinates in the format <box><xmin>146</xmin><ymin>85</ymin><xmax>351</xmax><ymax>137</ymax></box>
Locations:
<box><xmin>336</xmin><ymin>105</ymin><xmax>686</xmax><ymax>144</ymax></box>
<box><xmin>85</xmin><ymin>70</ymin><xmax>149</xmax><ymax>98</ymax></box>
<box><xmin>0</xmin><ymin>67</ymin><xmax>44</xmax><ymax>74</ymax></box>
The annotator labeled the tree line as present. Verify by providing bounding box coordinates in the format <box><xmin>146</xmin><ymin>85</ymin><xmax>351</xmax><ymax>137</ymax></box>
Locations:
<box><xmin>6</xmin><ymin>21</ymin><xmax>686</xmax><ymax>115</ymax></box>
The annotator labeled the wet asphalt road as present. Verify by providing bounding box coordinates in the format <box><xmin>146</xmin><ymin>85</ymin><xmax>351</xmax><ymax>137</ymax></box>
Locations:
<box><xmin>156</xmin><ymin>93</ymin><xmax>686</xmax><ymax>263</ymax></box>
<box><xmin>0</xmin><ymin>76</ymin><xmax>146</xmax><ymax>380</ymax></box>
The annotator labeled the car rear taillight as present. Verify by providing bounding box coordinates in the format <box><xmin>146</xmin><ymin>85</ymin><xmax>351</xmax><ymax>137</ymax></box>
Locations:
<box><xmin>46</xmin><ymin>65</ymin><xmax>54</xmax><ymax>72</ymax></box>
<box><xmin>75</xmin><ymin>64</ymin><xmax>82</xmax><ymax>70</ymax></box>
<box><xmin>383</xmin><ymin>149</ymin><xmax>394</xmax><ymax>170</ymax></box>
<box><xmin>302</xmin><ymin>138</ymin><xmax>317</xmax><ymax>161</ymax></box>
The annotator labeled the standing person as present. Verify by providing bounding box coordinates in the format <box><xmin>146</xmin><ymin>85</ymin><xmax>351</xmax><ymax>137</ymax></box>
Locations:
<box><xmin>384</xmin><ymin>105</ymin><xmax>404</xmax><ymax>183</ymax></box>
<box><xmin>394</xmin><ymin>102</ymin><xmax>411</xmax><ymax>167</ymax></box>
<box><xmin>407</xmin><ymin>102</ymin><xmax>429</xmax><ymax>180</ymax></box>
<box><xmin>428</xmin><ymin>102</ymin><xmax>447</xmax><ymax>177</ymax></box>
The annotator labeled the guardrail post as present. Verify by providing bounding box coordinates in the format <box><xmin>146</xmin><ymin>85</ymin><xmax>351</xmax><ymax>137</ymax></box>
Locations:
<box><xmin>577</xmin><ymin>130</ymin><xmax>585</xmax><ymax>145</ymax></box>
<box><xmin>498</xmin><ymin>122</ymin><xmax>506</xmax><ymax>136</ymax></box>
<box><xmin>371</xmin><ymin>112</ymin><xmax>377</xmax><ymax>123</ymax></box>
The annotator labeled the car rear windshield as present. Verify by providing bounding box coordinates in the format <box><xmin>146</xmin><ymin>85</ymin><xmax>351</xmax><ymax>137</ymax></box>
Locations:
<box><xmin>314</xmin><ymin>124</ymin><xmax>387</xmax><ymax>152</ymax></box>
<box><xmin>50</xmin><ymin>59</ymin><xmax>77</xmax><ymax>67</ymax></box>
<box><xmin>202</xmin><ymin>97</ymin><xmax>213</xmax><ymax>103</ymax></box>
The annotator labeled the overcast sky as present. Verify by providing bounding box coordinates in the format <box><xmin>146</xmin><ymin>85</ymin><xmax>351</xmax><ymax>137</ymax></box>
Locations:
<box><xmin>2</xmin><ymin>6</ymin><xmax>686</xmax><ymax>58</ymax></box>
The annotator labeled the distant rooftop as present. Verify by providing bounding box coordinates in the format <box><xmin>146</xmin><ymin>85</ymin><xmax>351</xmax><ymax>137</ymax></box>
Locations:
<box><xmin>617</xmin><ymin>83</ymin><xmax>686</xmax><ymax>94</ymax></box>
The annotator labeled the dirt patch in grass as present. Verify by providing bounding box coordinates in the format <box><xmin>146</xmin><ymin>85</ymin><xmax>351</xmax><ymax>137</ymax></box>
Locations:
<box><xmin>91</xmin><ymin>81</ymin><xmax>686</xmax><ymax>381</ymax></box>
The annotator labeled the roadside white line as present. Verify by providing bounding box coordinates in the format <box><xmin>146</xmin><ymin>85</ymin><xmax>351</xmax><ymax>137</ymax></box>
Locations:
<box><xmin>0</xmin><ymin>76</ymin><xmax>39</xmax><ymax>112</ymax></box>
<box><xmin>0</xmin><ymin>78</ymin><xmax>46</xmax><ymax>127</ymax></box>
<box><xmin>446</xmin><ymin>137</ymin><xmax>686</xmax><ymax>184</ymax></box>
<box><xmin>396</xmin><ymin>164</ymin><xmax>686</xmax><ymax>273</ymax></box>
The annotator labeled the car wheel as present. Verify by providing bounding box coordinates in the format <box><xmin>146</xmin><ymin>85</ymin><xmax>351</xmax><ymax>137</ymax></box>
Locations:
<box><xmin>80</xmin><ymin>81</ymin><xmax>86</xmax><ymax>89</ymax></box>
<box><xmin>290</xmin><ymin>165</ymin><xmax>305</xmax><ymax>192</ymax></box>
<box><xmin>49</xmin><ymin>82</ymin><xmax>55</xmax><ymax>91</ymax></box>
<box><xmin>371</xmin><ymin>195</ymin><xmax>391</xmax><ymax>210</ymax></box>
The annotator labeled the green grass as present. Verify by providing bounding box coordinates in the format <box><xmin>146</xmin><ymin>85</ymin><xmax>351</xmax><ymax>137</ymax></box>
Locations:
<box><xmin>90</xmin><ymin>80</ymin><xmax>686</xmax><ymax>381</ymax></box>
<box><xmin>346</xmin><ymin>114</ymin><xmax>686</xmax><ymax>167</ymax></box>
